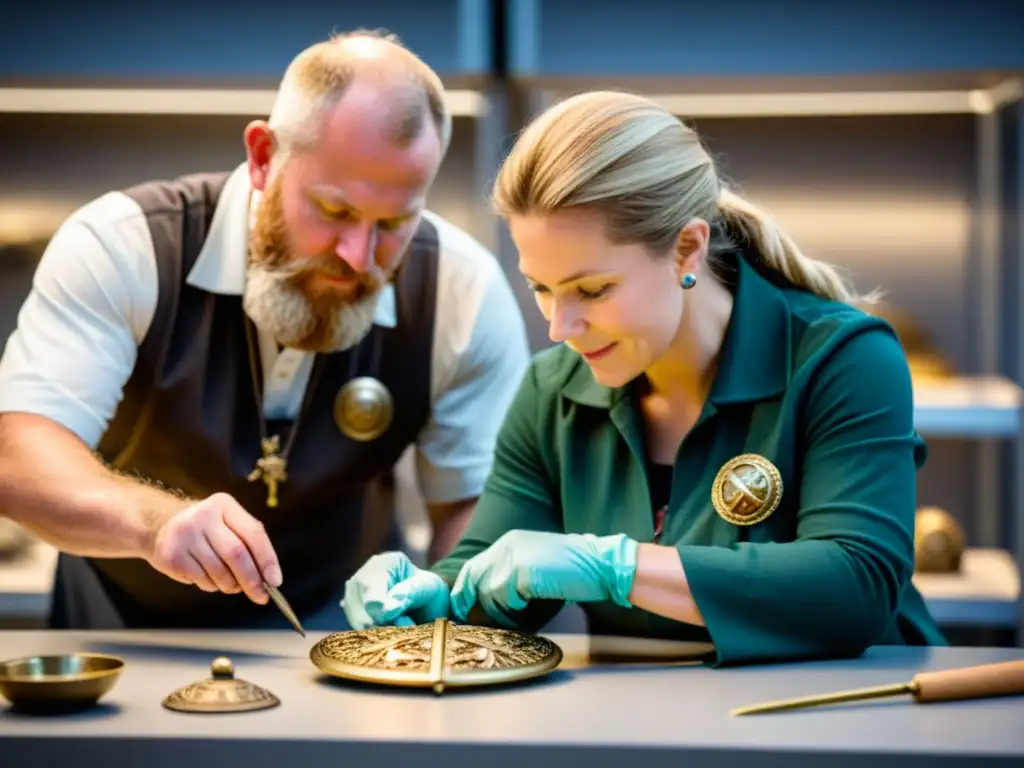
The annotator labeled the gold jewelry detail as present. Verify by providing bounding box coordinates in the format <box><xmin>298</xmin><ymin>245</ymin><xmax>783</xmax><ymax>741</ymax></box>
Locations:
<box><xmin>243</xmin><ymin>317</ymin><xmax>325</xmax><ymax>509</ymax></box>
<box><xmin>334</xmin><ymin>376</ymin><xmax>394</xmax><ymax>442</ymax></box>
<box><xmin>711</xmin><ymin>453</ymin><xmax>782</xmax><ymax>526</ymax></box>
<box><xmin>246</xmin><ymin>435</ymin><xmax>288</xmax><ymax>508</ymax></box>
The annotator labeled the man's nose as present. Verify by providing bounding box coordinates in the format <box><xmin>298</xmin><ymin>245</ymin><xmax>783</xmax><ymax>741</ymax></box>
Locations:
<box><xmin>336</xmin><ymin>223</ymin><xmax>379</xmax><ymax>273</ymax></box>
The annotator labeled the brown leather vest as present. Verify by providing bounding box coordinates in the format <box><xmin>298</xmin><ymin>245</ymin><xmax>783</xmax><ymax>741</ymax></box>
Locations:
<box><xmin>52</xmin><ymin>171</ymin><xmax>438</xmax><ymax>628</ymax></box>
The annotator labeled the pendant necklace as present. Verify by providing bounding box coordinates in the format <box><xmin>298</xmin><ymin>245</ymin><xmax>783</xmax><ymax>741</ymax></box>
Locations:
<box><xmin>243</xmin><ymin>315</ymin><xmax>326</xmax><ymax>508</ymax></box>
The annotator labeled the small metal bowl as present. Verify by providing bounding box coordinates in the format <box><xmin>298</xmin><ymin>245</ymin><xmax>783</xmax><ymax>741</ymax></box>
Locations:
<box><xmin>0</xmin><ymin>653</ymin><xmax>125</xmax><ymax>713</ymax></box>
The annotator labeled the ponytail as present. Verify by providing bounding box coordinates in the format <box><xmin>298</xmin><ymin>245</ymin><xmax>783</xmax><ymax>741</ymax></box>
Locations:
<box><xmin>716</xmin><ymin>189</ymin><xmax>880</xmax><ymax>306</ymax></box>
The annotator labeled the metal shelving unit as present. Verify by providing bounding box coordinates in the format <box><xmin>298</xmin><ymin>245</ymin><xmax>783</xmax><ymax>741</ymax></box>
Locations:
<box><xmin>913</xmin><ymin>377</ymin><xmax>1022</xmax><ymax>437</ymax></box>
<box><xmin>910</xmin><ymin>376</ymin><xmax>1022</xmax><ymax>629</ymax></box>
<box><xmin>914</xmin><ymin>548</ymin><xmax>1020</xmax><ymax>627</ymax></box>
<box><xmin>0</xmin><ymin>540</ymin><xmax>56</xmax><ymax>625</ymax></box>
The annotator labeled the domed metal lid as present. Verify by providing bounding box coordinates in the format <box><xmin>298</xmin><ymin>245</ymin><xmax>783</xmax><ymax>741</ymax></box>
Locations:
<box><xmin>162</xmin><ymin>657</ymin><xmax>280</xmax><ymax>713</ymax></box>
<box><xmin>310</xmin><ymin>618</ymin><xmax>563</xmax><ymax>693</ymax></box>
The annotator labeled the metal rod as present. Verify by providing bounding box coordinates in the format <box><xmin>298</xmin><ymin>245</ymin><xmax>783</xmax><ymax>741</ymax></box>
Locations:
<box><xmin>730</xmin><ymin>682</ymin><xmax>913</xmax><ymax>716</ymax></box>
<box><xmin>430</xmin><ymin>618</ymin><xmax>448</xmax><ymax>695</ymax></box>
<box><xmin>263</xmin><ymin>582</ymin><xmax>305</xmax><ymax>637</ymax></box>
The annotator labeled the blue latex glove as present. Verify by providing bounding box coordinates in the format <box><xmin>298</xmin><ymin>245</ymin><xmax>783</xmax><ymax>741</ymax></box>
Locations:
<box><xmin>341</xmin><ymin>552</ymin><xmax>451</xmax><ymax>630</ymax></box>
<box><xmin>449</xmin><ymin>530</ymin><xmax>639</xmax><ymax>627</ymax></box>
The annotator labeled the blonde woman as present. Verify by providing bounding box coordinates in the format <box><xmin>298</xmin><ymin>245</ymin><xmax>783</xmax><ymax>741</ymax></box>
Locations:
<box><xmin>342</xmin><ymin>90</ymin><xmax>946</xmax><ymax>666</ymax></box>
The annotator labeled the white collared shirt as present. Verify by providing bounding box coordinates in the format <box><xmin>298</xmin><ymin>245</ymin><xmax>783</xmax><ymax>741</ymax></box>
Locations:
<box><xmin>0</xmin><ymin>164</ymin><xmax>531</xmax><ymax>505</ymax></box>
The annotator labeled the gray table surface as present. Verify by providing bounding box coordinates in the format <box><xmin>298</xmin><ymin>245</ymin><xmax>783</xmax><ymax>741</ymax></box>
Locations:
<box><xmin>0</xmin><ymin>630</ymin><xmax>1022</xmax><ymax>767</ymax></box>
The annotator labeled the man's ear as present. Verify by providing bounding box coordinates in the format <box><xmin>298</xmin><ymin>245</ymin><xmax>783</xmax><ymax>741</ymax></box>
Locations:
<box><xmin>243</xmin><ymin>120</ymin><xmax>276</xmax><ymax>192</ymax></box>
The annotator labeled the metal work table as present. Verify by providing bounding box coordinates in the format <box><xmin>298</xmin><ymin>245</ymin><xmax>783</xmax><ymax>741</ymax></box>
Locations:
<box><xmin>0</xmin><ymin>630</ymin><xmax>1021</xmax><ymax>767</ymax></box>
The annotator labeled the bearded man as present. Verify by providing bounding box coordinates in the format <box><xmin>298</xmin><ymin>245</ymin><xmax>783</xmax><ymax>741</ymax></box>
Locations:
<box><xmin>0</xmin><ymin>30</ymin><xmax>529</xmax><ymax>630</ymax></box>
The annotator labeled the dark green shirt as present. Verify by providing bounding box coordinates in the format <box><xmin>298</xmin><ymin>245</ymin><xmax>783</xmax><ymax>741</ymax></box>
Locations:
<box><xmin>432</xmin><ymin>253</ymin><xmax>946</xmax><ymax>666</ymax></box>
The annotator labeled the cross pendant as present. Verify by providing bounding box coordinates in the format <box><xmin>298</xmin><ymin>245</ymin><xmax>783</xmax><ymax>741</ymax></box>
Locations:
<box><xmin>247</xmin><ymin>435</ymin><xmax>289</xmax><ymax>508</ymax></box>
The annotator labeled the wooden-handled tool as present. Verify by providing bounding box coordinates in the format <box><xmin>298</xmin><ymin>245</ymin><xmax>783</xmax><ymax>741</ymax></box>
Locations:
<box><xmin>731</xmin><ymin>659</ymin><xmax>1024</xmax><ymax>716</ymax></box>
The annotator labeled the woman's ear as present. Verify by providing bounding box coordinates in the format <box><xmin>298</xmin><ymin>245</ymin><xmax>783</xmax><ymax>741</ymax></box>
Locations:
<box><xmin>674</xmin><ymin>218</ymin><xmax>711</xmax><ymax>283</ymax></box>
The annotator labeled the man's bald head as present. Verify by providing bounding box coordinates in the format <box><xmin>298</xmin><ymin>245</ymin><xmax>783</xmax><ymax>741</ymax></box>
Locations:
<box><xmin>241</xmin><ymin>31</ymin><xmax>449</xmax><ymax>354</ymax></box>
<box><xmin>267</xmin><ymin>29</ymin><xmax>451</xmax><ymax>161</ymax></box>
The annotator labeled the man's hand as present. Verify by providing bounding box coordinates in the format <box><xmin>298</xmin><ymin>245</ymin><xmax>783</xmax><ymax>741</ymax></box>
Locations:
<box><xmin>146</xmin><ymin>493</ymin><xmax>283</xmax><ymax>605</ymax></box>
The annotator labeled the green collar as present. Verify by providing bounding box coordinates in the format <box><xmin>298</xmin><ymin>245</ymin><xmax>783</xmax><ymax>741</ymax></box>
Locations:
<box><xmin>561</xmin><ymin>254</ymin><xmax>792</xmax><ymax>409</ymax></box>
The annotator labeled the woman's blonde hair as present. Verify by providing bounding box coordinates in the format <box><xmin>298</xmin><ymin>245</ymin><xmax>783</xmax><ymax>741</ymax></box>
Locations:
<box><xmin>493</xmin><ymin>90</ymin><xmax>872</xmax><ymax>305</ymax></box>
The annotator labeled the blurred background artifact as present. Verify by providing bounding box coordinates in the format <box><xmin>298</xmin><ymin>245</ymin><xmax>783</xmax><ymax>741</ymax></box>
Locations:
<box><xmin>0</xmin><ymin>519</ymin><xmax>32</xmax><ymax>560</ymax></box>
<box><xmin>863</xmin><ymin>302</ymin><xmax>956</xmax><ymax>382</ymax></box>
<box><xmin>915</xmin><ymin>506</ymin><xmax>967</xmax><ymax>574</ymax></box>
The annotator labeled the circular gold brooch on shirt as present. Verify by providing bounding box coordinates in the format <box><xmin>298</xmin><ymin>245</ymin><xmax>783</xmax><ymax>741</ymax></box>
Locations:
<box><xmin>711</xmin><ymin>453</ymin><xmax>783</xmax><ymax>526</ymax></box>
<box><xmin>333</xmin><ymin>376</ymin><xmax>394</xmax><ymax>441</ymax></box>
<box><xmin>309</xmin><ymin>618</ymin><xmax>563</xmax><ymax>694</ymax></box>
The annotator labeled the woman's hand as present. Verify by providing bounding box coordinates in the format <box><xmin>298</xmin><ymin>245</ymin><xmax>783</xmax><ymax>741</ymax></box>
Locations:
<box><xmin>449</xmin><ymin>530</ymin><xmax>639</xmax><ymax>627</ymax></box>
<box><xmin>341</xmin><ymin>552</ymin><xmax>451</xmax><ymax>629</ymax></box>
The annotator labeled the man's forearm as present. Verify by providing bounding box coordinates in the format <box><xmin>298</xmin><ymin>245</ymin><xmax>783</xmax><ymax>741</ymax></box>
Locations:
<box><xmin>0</xmin><ymin>413</ymin><xmax>189</xmax><ymax>560</ymax></box>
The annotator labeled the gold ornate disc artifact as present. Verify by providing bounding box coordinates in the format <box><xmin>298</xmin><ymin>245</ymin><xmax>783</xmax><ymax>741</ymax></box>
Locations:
<box><xmin>310</xmin><ymin>618</ymin><xmax>564</xmax><ymax>694</ymax></box>
<box><xmin>162</xmin><ymin>657</ymin><xmax>280</xmax><ymax>713</ymax></box>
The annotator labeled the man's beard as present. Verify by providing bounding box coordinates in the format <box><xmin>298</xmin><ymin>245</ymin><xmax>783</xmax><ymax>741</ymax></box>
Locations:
<box><xmin>242</xmin><ymin>178</ymin><xmax>394</xmax><ymax>353</ymax></box>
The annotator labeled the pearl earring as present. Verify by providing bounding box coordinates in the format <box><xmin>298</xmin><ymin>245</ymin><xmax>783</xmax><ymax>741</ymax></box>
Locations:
<box><xmin>681</xmin><ymin>272</ymin><xmax>697</xmax><ymax>290</ymax></box>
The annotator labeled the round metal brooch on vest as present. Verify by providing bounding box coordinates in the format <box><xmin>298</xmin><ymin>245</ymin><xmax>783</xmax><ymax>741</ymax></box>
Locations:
<box><xmin>711</xmin><ymin>453</ymin><xmax>783</xmax><ymax>526</ymax></box>
<box><xmin>161</xmin><ymin>656</ymin><xmax>280</xmax><ymax>714</ymax></box>
<box><xmin>333</xmin><ymin>376</ymin><xmax>394</xmax><ymax>441</ymax></box>
<box><xmin>309</xmin><ymin>618</ymin><xmax>563</xmax><ymax>694</ymax></box>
